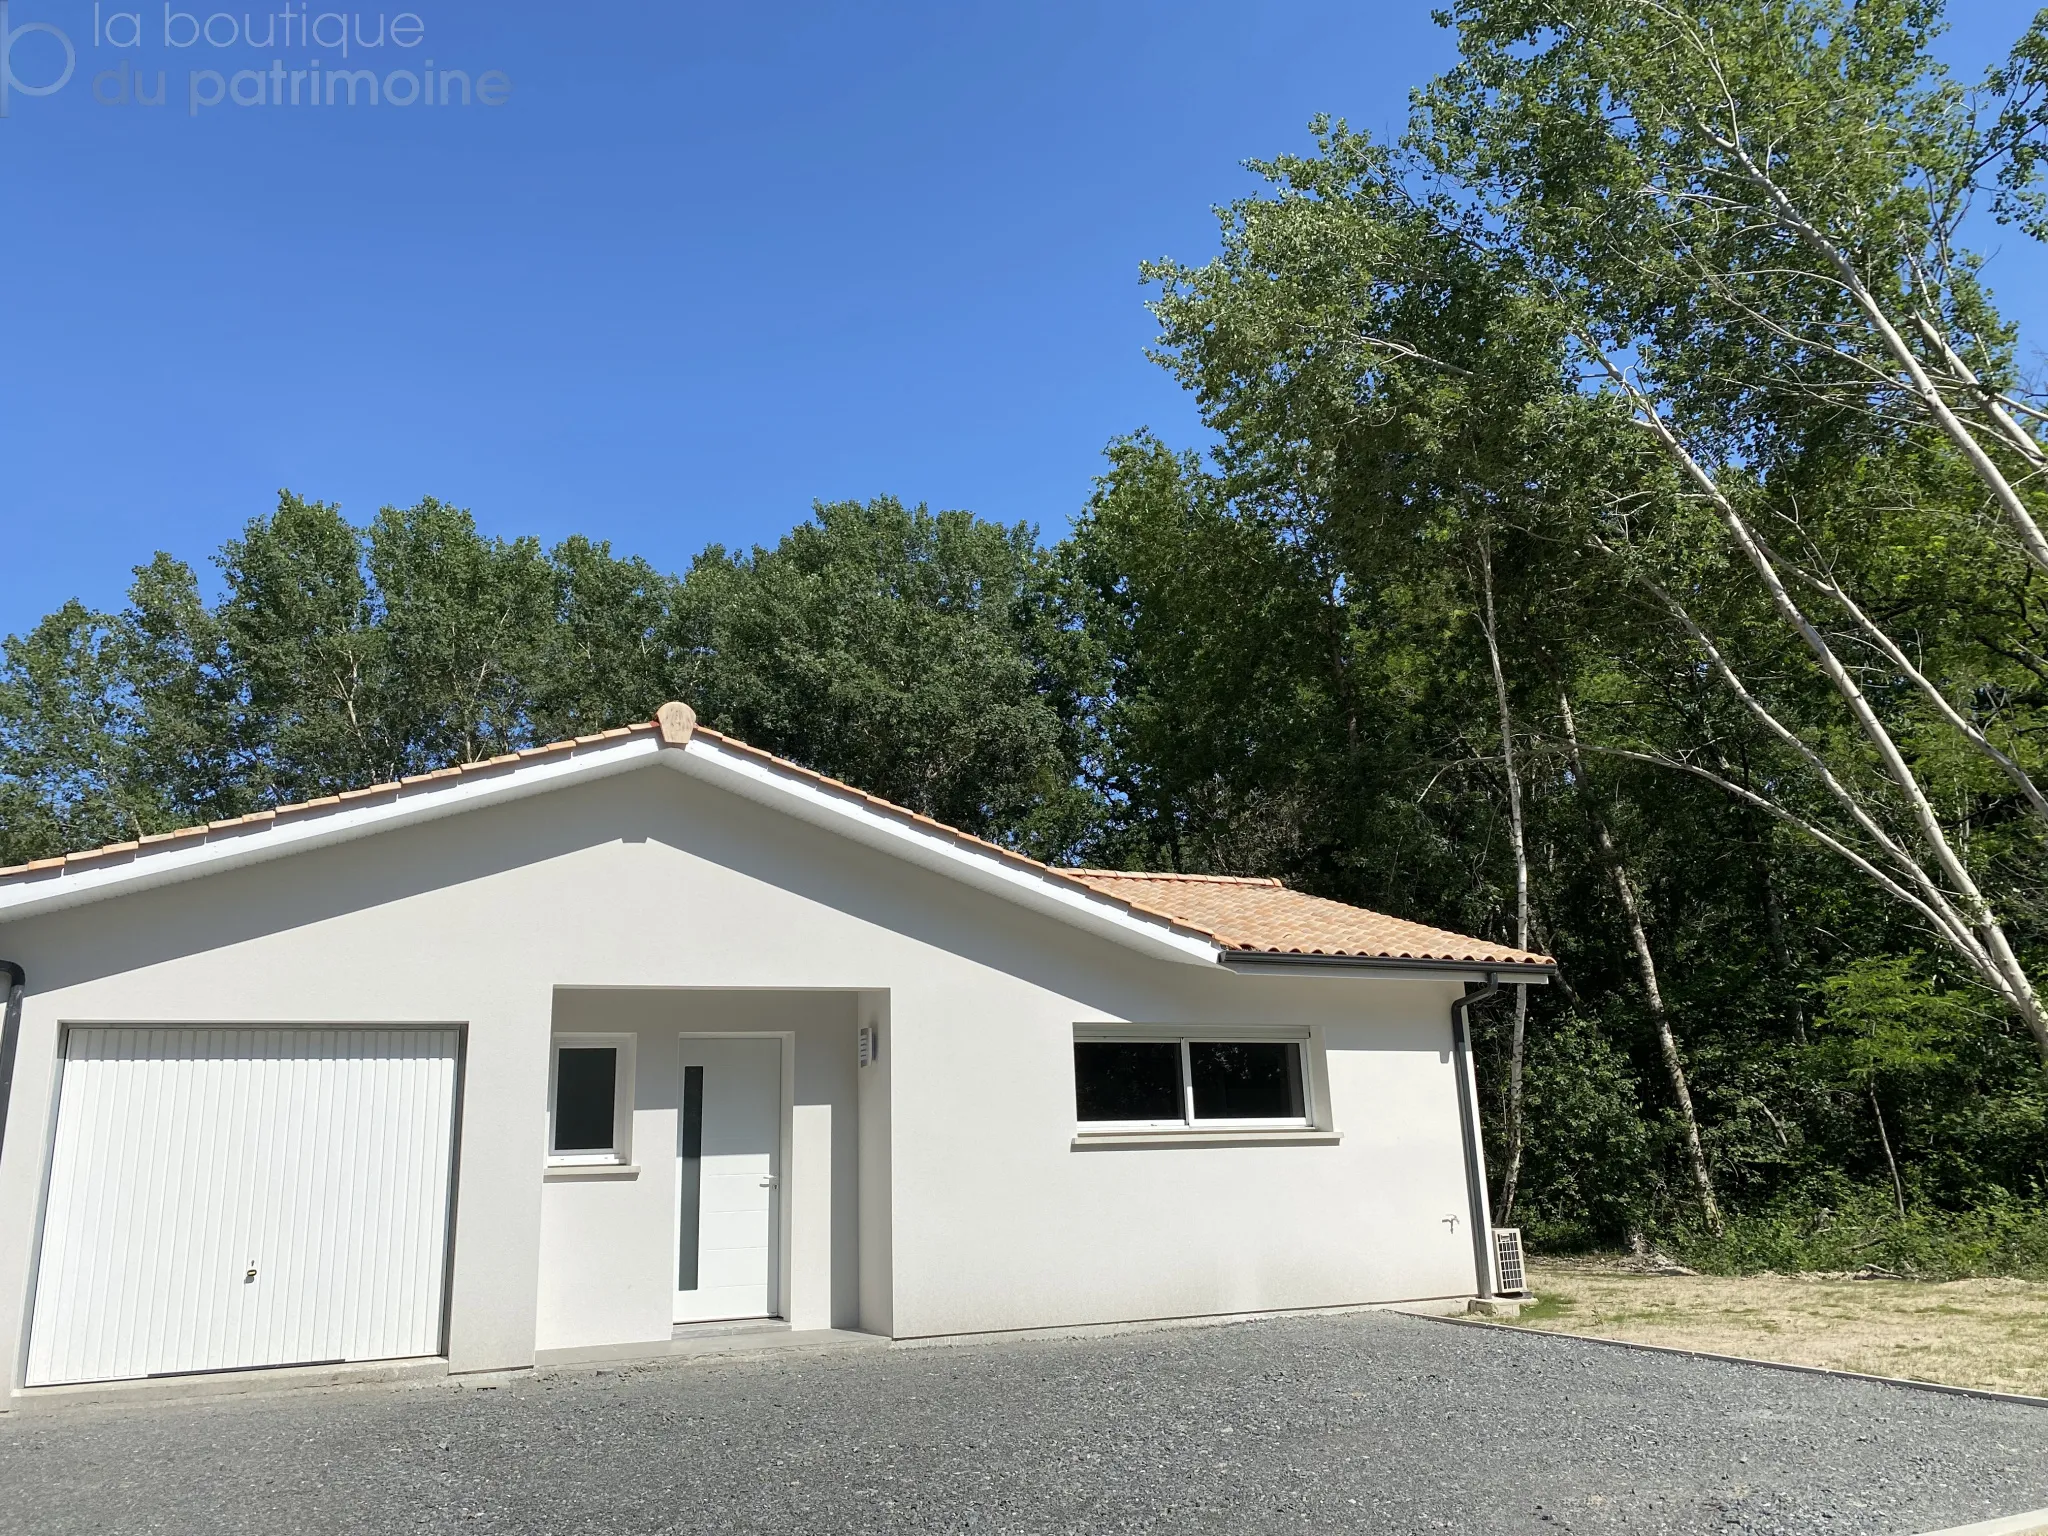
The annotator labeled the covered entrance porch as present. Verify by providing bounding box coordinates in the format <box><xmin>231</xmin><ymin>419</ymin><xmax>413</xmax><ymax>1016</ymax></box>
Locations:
<box><xmin>536</xmin><ymin>988</ymin><xmax>883</xmax><ymax>1355</ymax></box>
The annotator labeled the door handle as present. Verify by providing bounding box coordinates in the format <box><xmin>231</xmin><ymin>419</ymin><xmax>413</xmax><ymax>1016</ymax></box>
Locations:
<box><xmin>759</xmin><ymin>1175</ymin><xmax>778</xmax><ymax>1188</ymax></box>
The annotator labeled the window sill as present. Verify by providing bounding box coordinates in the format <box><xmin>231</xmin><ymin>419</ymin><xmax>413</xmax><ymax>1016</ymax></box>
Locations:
<box><xmin>1070</xmin><ymin>1128</ymin><xmax>1341</xmax><ymax>1150</ymax></box>
<box><xmin>545</xmin><ymin>1162</ymin><xmax>640</xmax><ymax>1180</ymax></box>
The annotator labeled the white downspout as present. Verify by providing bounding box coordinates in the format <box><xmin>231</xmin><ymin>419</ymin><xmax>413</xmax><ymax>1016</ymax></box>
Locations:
<box><xmin>1449</xmin><ymin>972</ymin><xmax>1500</xmax><ymax>1299</ymax></box>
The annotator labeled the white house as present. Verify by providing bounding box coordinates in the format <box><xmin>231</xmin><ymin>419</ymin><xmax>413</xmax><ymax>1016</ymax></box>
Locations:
<box><xmin>0</xmin><ymin>702</ymin><xmax>1551</xmax><ymax>1398</ymax></box>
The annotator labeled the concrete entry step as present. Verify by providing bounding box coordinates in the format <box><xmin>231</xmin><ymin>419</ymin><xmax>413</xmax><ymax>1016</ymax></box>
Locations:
<box><xmin>672</xmin><ymin>1318</ymin><xmax>791</xmax><ymax>1340</ymax></box>
<box><xmin>534</xmin><ymin>1327</ymin><xmax>884</xmax><ymax>1372</ymax></box>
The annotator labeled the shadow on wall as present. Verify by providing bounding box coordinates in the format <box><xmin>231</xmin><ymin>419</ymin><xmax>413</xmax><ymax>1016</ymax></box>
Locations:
<box><xmin>7</xmin><ymin>761</ymin><xmax>1443</xmax><ymax>1045</ymax></box>
<box><xmin>9</xmin><ymin>763</ymin><xmax>1168</xmax><ymax>1010</ymax></box>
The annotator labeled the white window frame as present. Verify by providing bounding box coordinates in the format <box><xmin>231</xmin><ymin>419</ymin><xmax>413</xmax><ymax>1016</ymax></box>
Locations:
<box><xmin>548</xmin><ymin>1032</ymin><xmax>636</xmax><ymax>1166</ymax></box>
<box><xmin>1072</xmin><ymin>1025</ymin><xmax>1316</xmax><ymax>1131</ymax></box>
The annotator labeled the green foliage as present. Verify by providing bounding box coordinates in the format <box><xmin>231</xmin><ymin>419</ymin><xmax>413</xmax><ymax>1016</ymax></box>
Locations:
<box><xmin>1059</xmin><ymin>433</ymin><xmax>1369</xmax><ymax>879</ymax></box>
<box><xmin>530</xmin><ymin>536</ymin><xmax>674</xmax><ymax>742</ymax></box>
<box><xmin>0</xmin><ymin>601</ymin><xmax>148</xmax><ymax>858</ymax></box>
<box><xmin>1507</xmin><ymin>1014</ymin><xmax>1658</xmax><ymax>1248</ymax></box>
<box><xmin>1810</xmin><ymin>958</ymin><xmax>1971</xmax><ymax>1089</ymax></box>
<box><xmin>672</xmin><ymin>496</ymin><xmax>1092</xmax><ymax>854</ymax></box>
<box><xmin>1414</xmin><ymin>1</ymin><xmax>2048</xmax><ymax>1040</ymax></box>
<box><xmin>1420</xmin><ymin>0</ymin><xmax>2026</xmax><ymax>460</ymax></box>
<box><xmin>0</xmin><ymin>492</ymin><xmax>1091</xmax><ymax>867</ymax></box>
<box><xmin>1675</xmin><ymin>1185</ymin><xmax>2048</xmax><ymax>1280</ymax></box>
<box><xmin>1089</xmin><ymin>0</ymin><xmax>2048</xmax><ymax>1254</ymax></box>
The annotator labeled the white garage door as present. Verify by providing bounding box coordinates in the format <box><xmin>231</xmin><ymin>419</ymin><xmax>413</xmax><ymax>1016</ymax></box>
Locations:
<box><xmin>27</xmin><ymin>1027</ymin><xmax>461</xmax><ymax>1387</ymax></box>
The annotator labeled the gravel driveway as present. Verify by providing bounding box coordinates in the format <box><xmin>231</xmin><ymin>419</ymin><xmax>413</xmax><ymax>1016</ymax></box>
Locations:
<box><xmin>1</xmin><ymin>1310</ymin><xmax>2042</xmax><ymax>1535</ymax></box>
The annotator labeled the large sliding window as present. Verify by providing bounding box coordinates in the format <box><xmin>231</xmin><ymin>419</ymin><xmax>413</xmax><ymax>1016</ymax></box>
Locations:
<box><xmin>1074</xmin><ymin>1031</ymin><xmax>1311</xmax><ymax>1129</ymax></box>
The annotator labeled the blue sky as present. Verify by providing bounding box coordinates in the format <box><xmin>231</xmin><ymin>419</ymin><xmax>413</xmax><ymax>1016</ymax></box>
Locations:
<box><xmin>2</xmin><ymin>1</ymin><xmax>2043</xmax><ymax>639</ymax></box>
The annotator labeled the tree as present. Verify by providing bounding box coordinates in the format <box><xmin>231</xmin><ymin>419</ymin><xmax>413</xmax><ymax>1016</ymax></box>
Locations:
<box><xmin>216</xmin><ymin>492</ymin><xmax>384</xmax><ymax>798</ymax></box>
<box><xmin>530</xmin><ymin>537</ymin><xmax>676</xmax><ymax>741</ymax></box>
<box><xmin>1134</xmin><ymin>121</ymin><xmax>1736</xmax><ymax>1224</ymax></box>
<box><xmin>669</xmin><ymin>496</ymin><xmax>1092</xmax><ymax>854</ymax></box>
<box><xmin>363</xmin><ymin>497</ymin><xmax>553</xmax><ymax>772</ymax></box>
<box><xmin>1060</xmin><ymin>435</ymin><xmax>1347</xmax><ymax>877</ymax></box>
<box><xmin>1420</xmin><ymin>0</ymin><xmax>2048</xmax><ymax>1059</ymax></box>
<box><xmin>1476</xmin><ymin>536</ymin><xmax>1535</xmax><ymax>1220</ymax></box>
<box><xmin>1810</xmin><ymin>956</ymin><xmax>1973</xmax><ymax>1218</ymax></box>
<box><xmin>0</xmin><ymin>601</ymin><xmax>141</xmax><ymax>865</ymax></box>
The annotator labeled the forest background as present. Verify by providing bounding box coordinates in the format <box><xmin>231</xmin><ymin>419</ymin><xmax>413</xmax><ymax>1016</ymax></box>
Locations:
<box><xmin>11</xmin><ymin>0</ymin><xmax>2048</xmax><ymax>1274</ymax></box>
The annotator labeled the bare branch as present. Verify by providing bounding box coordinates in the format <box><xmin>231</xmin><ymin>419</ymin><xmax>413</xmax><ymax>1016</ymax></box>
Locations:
<box><xmin>1582</xmin><ymin>340</ymin><xmax>2048</xmax><ymax>1048</ymax></box>
<box><xmin>1572</xmin><ymin>742</ymin><xmax>1991</xmax><ymax>970</ymax></box>
<box><xmin>1769</xmin><ymin>545</ymin><xmax>2048</xmax><ymax>827</ymax></box>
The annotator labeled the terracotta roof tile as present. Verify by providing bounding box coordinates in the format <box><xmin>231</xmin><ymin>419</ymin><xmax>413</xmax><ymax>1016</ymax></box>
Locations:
<box><xmin>68</xmin><ymin>840</ymin><xmax>139</xmax><ymax>863</ymax></box>
<box><xmin>0</xmin><ymin>722</ymin><xmax>665</xmax><ymax>881</ymax></box>
<box><xmin>0</xmin><ymin>707</ymin><xmax>1552</xmax><ymax>970</ymax></box>
<box><xmin>1065</xmin><ymin>870</ymin><xmax>1553</xmax><ymax>969</ymax></box>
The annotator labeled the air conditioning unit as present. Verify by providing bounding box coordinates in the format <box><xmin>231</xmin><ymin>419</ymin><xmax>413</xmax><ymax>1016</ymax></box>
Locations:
<box><xmin>1492</xmin><ymin>1227</ymin><xmax>1527</xmax><ymax>1296</ymax></box>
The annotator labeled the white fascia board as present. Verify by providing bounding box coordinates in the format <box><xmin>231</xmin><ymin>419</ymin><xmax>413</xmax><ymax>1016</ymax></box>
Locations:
<box><xmin>1219</xmin><ymin>957</ymin><xmax>1553</xmax><ymax>983</ymax></box>
<box><xmin>0</xmin><ymin>735</ymin><xmax>666</xmax><ymax>924</ymax></box>
<box><xmin>667</xmin><ymin>737</ymin><xmax>1223</xmax><ymax>968</ymax></box>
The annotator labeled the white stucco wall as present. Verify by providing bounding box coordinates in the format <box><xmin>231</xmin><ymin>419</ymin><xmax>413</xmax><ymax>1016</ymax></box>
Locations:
<box><xmin>535</xmin><ymin>988</ymin><xmax>860</xmax><ymax>1351</ymax></box>
<box><xmin>884</xmin><ymin>960</ymin><xmax>1476</xmax><ymax>1337</ymax></box>
<box><xmin>0</xmin><ymin>758</ymin><xmax>1481</xmax><ymax>1393</ymax></box>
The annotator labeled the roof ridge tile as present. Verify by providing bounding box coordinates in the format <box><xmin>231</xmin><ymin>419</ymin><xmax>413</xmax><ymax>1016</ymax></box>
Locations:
<box><xmin>1068</xmin><ymin>869</ymin><xmax>1286</xmax><ymax>887</ymax></box>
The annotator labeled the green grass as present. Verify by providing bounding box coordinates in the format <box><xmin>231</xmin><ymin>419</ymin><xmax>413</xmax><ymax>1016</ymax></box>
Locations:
<box><xmin>1516</xmin><ymin>1291</ymin><xmax>1575</xmax><ymax>1323</ymax></box>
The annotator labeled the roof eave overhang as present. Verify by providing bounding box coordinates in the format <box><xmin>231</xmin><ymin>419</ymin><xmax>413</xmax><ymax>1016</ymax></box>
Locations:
<box><xmin>664</xmin><ymin>738</ymin><xmax>1222</xmax><ymax>968</ymax></box>
<box><xmin>0</xmin><ymin>727</ymin><xmax>1534</xmax><ymax>983</ymax></box>
<box><xmin>1218</xmin><ymin>952</ymin><xmax>1555</xmax><ymax>983</ymax></box>
<box><xmin>0</xmin><ymin>731</ymin><xmax>1220</xmax><ymax>968</ymax></box>
<box><xmin>0</xmin><ymin>734</ymin><xmax>668</xmax><ymax>924</ymax></box>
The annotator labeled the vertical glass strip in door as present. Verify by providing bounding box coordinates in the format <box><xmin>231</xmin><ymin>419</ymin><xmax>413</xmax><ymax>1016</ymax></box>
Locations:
<box><xmin>677</xmin><ymin>1064</ymin><xmax>704</xmax><ymax>1289</ymax></box>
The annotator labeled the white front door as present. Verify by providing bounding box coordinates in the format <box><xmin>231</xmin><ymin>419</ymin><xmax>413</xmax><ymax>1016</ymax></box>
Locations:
<box><xmin>27</xmin><ymin>1027</ymin><xmax>461</xmax><ymax>1386</ymax></box>
<box><xmin>674</xmin><ymin>1036</ymin><xmax>782</xmax><ymax>1323</ymax></box>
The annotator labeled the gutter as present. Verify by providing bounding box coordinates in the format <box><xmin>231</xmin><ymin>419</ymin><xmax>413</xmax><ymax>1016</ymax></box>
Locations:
<box><xmin>0</xmin><ymin>960</ymin><xmax>20</xmax><ymax>1165</ymax></box>
<box><xmin>1448</xmin><ymin>972</ymin><xmax>1500</xmax><ymax>1300</ymax></box>
<box><xmin>1218</xmin><ymin>952</ymin><xmax>1553</xmax><ymax>982</ymax></box>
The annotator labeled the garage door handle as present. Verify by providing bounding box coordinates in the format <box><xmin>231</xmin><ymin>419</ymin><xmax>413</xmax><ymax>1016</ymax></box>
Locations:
<box><xmin>759</xmin><ymin>1175</ymin><xmax>778</xmax><ymax>1188</ymax></box>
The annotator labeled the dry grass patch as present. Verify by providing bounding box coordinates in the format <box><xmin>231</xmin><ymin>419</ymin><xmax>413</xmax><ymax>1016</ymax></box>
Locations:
<box><xmin>1514</xmin><ymin>1259</ymin><xmax>2048</xmax><ymax>1397</ymax></box>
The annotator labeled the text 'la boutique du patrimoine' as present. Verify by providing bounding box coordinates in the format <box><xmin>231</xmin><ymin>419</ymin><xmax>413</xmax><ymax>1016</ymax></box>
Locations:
<box><xmin>85</xmin><ymin>5</ymin><xmax>509</xmax><ymax>114</ymax></box>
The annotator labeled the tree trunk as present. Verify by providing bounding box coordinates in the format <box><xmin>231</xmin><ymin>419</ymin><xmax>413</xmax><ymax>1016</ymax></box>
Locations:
<box><xmin>1871</xmin><ymin>1084</ymin><xmax>1907</xmax><ymax>1222</ymax></box>
<box><xmin>1560</xmin><ymin>691</ymin><xmax>1724</xmax><ymax>1234</ymax></box>
<box><xmin>1616</xmin><ymin>854</ymin><xmax>1724</xmax><ymax>1235</ymax></box>
<box><xmin>1713</xmin><ymin>742</ymin><xmax>1805</xmax><ymax>1046</ymax></box>
<box><xmin>1479</xmin><ymin>541</ymin><xmax>1531</xmax><ymax>1222</ymax></box>
<box><xmin>1760</xmin><ymin>859</ymin><xmax>1805</xmax><ymax>1044</ymax></box>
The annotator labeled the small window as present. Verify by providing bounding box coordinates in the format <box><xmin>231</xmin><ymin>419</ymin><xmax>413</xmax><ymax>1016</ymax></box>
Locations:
<box><xmin>550</xmin><ymin>1035</ymin><xmax>634</xmax><ymax>1164</ymax></box>
<box><xmin>1074</xmin><ymin>1033</ymin><xmax>1311</xmax><ymax>1129</ymax></box>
